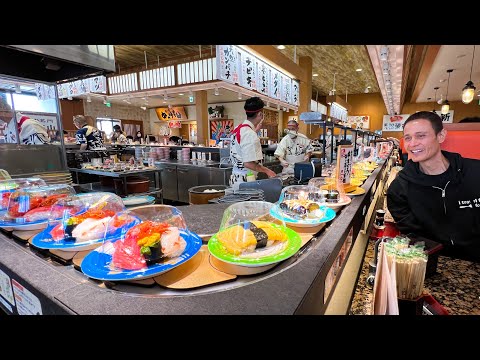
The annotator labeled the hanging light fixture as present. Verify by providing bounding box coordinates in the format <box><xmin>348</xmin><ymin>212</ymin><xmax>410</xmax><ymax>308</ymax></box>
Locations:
<box><xmin>441</xmin><ymin>69</ymin><xmax>453</xmax><ymax>115</ymax></box>
<box><xmin>329</xmin><ymin>72</ymin><xmax>336</xmax><ymax>96</ymax></box>
<box><xmin>462</xmin><ymin>45</ymin><xmax>476</xmax><ymax>104</ymax></box>
<box><xmin>432</xmin><ymin>87</ymin><xmax>439</xmax><ymax>112</ymax></box>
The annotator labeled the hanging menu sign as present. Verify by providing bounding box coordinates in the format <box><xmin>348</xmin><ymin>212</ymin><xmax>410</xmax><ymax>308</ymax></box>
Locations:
<box><xmin>257</xmin><ymin>62</ymin><xmax>270</xmax><ymax>96</ymax></box>
<box><xmin>57</xmin><ymin>75</ymin><xmax>107</xmax><ymax>99</ymax></box>
<box><xmin>216</xmin><ymin>45</ymin><xmax>240</xmax><ymax>84</ymax></box>
<box><xmin>240</xmin><ymin>50</ymin><xmax>257</xmax><ymax>90</ymax></box>
<box><xmin>270</xmin><ymin>69</ymin><xmax>281</xmax><ymax>99</ymax></box>
<box><xmin>155</xmin><ymin>106</ymin><xmax>187</xmax><ymax>121</ymax></box>
<box><xmin>291</xmin><ymin>80</ymin><xmax>299</xmax><ymax>106</ymax></box>
<box><xmin>282</xmin><ymin>76</ymin><xmax>291</xmax><ymax>104</ymax></box>
<box><xmin>336</xmin><ymin>144</ymin><xmax>354</xmax><ymax>184</ymax></box>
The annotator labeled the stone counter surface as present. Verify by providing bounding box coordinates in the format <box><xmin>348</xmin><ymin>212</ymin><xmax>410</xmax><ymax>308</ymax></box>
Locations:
<box><xmin>351</xmin><ymin>240</ymin><xmax>480</xmax><ymax>315</ymax></box>
<box><xmin>0</xmin><ymin>163</ymin><xmax>386</xmax><ymax>315</ymax></box>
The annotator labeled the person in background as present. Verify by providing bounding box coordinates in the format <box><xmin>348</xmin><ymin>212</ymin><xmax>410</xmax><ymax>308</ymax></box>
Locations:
<box><xmin>14</xmin><ymin>113</ymin><xmax>49</xmax><ymax>145</ymax></box>
<box><xmin>134</xmin><ymin>130</ymin><xmax>143</xmax><ymax>142</ymax></box>
<box><xmin>321</xmin><ymin>128</ymin><xmax>336</xmax><ymax>163</ymax></box>
<box><xmin>274</xmin><ymin>119</ymin><xmax>313</xmax><ymax>176</ymax></box>
<box><xmin>386</xmin><ymin>111</ymin><xmax>480</xmax><ymax>262</ymax></box>
<box><xmin>73</xmin><ymin>115</ymin><xmax>106</xmax><ymax>150</ymax></box>
<box><xmin>111</xmin><ymin>124</ymin><xmax>128</xmax><ymax>144</ymax></box>
<box><xmin>229</xmin><ymin>97</ymin><xmax>276</xmax><ymax>190</ymax></box>
<box><xmin>126</xmin><ymin>135</ymin><xmax>134</xmax><ymax>144</ymax></box>
<box><xmin>459</xmin><ymin>116</ymin><xmax>480</xmax><ymax>123</ymax></box>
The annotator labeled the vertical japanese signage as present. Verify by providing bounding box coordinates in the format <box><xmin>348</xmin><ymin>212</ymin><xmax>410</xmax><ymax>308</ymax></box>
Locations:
<box><xmin>435</xmin><ymin>110</ymin><xmax>454</xmax><ymax>123</ymax></box>
<box><xmin>291</xmin><ymin>80</ymin><xmax>299</xmax><ymax>106</ymax></box>
<box><xmin>282</xmin><ymin>76</ymin><xmax>291</xmax><ymax>104</ymax></box>
<box><xmin>336</xmin><ymin>144</ymin><xmax>354</xmax><ymax>184</ymax></box>
<box><xmin>270</xmin><ymin>69</ymin><xmax>281</xmax><ymax>99</ymax></box>
<box><xmin>257</xmin><ymin>62</ymin><xmax>270</xmax><ymax>96</ymax></box>
<box><xmin>240</xmin><ymin>50</ymin><xmax>257</xmax><ymax>90</ymax></box>
<box><xmin>216</xmin><ymin>45</ymin><xmax>239</xmax><ymax>84</ymax></box>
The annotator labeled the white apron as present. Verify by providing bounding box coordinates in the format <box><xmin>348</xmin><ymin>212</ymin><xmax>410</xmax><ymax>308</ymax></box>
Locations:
<box><xmin>230</xmin><ymin>168</ymin><xmax>257</xmax><ymax>191</ymax></box>
<box><xmin>282</xmin><ymin>154</ymin><xmax>305</xmax><ymax>175</ymax></box>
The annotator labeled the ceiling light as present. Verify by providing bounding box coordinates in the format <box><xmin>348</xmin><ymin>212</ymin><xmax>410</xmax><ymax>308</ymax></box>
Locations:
<box><xmin>432</xmin><ymin>87</ymin><xmax>439</xmax><ymax>112</ymax></box>
<box><xmin>214</xmin><ymin>86</ymin><xmax>220</xmax><ymax>96</ymax></box>
<box><xmin>140</xmin><ymin>106</ymin><xmax>147</xmax><ymax>111</ymax></box>
<box><xmin>237</xmin><ymin>92</ymin><xmax>242</xmax><ymax>100</ymax></box>
<box><xmin>313</xmin><ymin>73</ymin><xmax>319</xmax><ymax>77</ymax></box>
<box><xmin>178</xmin><ymin>93</ymin><xmax>184</xmax><ymax>96</ymax></box>
<box><xmin>364</xmin><ymin>87</ymin><xmax>370</xmax><ymax>93</ymax></box>
<box><xmin>163</xmin><ymin>92</ymin><xmax>168</xmax><ymax>101</ymax></box>
<box><xmin>462</xmin><ymin>45</ymin><xmax>476</xmax><ymax>104</ymax></box>
<box><xmin>15</xmin><ymin>84</ymin><xmax>21</xmax><ymax>93</ymax></box>
<box><xmin>86</xmin><ymin>95</ymin><xmax>91</xmax><ymax>103</ymax></box>
<box><xmin>356</xmin><ymin>68</ymin><xmax>362</xmax><ymax>72</ymax></box>
<box><xmin>441</xmin><ymin>69</ymin><xmax>453</xmax><ymax>114</ymax></box>
<box><xmin>382</xmin><ymin>62</ymin><xmax>390</xmax><ymax>75</ymax></box>
<box><xmin>277</xmin><ymin>104</ymin><xmax>280</xmax><ymax>110</ymax></box>
<box><xmin>277</xmin><ymin>45</ymin><xmax>286</xmax><ymax>50</ymax></box>
<box><xmin>67</xmin><ymin>96</ymin><xmax>73</xmax><ymax>100</ymax></box>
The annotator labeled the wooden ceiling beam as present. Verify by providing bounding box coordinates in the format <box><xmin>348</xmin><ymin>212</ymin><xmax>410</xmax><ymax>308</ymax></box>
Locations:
<box><xmin>409</xmin><ymin>45</ymin><xmax>441</xmax><ymax>103</ymax></box>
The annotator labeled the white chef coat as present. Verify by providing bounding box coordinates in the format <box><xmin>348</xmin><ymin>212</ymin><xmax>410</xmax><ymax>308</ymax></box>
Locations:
<box><xmin>229</xmin><ymin>120</ymin><xmax>263</xmax><ymax>190</ymax></box>
<box><xmin>274</xmin><ymin>133</ymin><xmax>313</xmax><ymax>175</ymax></box>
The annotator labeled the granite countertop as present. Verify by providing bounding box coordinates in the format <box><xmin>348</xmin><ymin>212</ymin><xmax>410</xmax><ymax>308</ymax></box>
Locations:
<box><xmin>351</xmin><ymin>239</ymin><xmax>480</xmax><ymax>315</ymax></box>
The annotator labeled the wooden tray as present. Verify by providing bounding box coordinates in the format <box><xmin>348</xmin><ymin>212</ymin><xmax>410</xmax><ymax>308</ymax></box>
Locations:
<box><xmin>72</xmin><ymin>250</ymin><xmax>94</xmax><ymax>270</ymax></box>
<box><xmin>13</xmin><ymin>229</ymin><xmax>42</xmax><ymax>242</ymax></box>
<box><xmin>154</xmin><ymin>245</ymin><xmax>236</xmax><ymax>289</ymax></box>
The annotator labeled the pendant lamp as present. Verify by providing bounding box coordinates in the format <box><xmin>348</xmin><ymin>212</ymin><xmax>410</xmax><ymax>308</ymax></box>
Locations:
<box><xmin>432</xmin><ymin>87</ymin><xmax>439</xmax><ymax>112</ymax></box>
<box><xmin>462</xmin><ymin>45</ymin><xmax>476</xmax><ymax>104</ymax></box>
<box><xmin>441</xmin><ymin>69</ymin><xmax>453</xmax><ymax>115</ymax></box>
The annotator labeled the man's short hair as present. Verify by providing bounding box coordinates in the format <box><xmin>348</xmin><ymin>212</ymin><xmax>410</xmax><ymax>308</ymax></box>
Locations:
<box><xmin>403</xmin><ymin>111</ymin><xmax>443</xmax><ymax>135</ymax></box>
<box><xmin>113</xmin><ymin>125</ymin><xmax>121</xmax><ymax>132</ymax></box>
<box><xmin>73</xmin><ymin>115</ymin><xmax>87</xmax><ymax>126</ymax></box>
<box><xmin>244</xmin><ymin>97</ymin><xmax>265</xmax><ymax>118</ymax></box>
<box><xmin>287</xmin><ymin>119</ymin><xmax>299</xmax><ymax>127</ymax></box>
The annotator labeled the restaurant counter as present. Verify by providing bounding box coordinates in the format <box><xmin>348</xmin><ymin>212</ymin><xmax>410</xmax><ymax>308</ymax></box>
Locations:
<box><xmin>0</xmin><ymin>160</ymin><xmax>390</xmax><ymax>315</ymax></box>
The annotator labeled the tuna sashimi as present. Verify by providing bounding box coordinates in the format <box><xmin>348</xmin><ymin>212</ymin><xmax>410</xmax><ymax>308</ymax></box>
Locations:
<box><xmin>112</xmin><ymin>234</ymin><xmax>146</xmax><ymax>270</ymax></box>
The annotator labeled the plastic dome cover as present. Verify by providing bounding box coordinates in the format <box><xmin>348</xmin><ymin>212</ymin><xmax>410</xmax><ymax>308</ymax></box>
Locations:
<box><xmin>0</xmin><ymin>184</ymin><xmax>75</xmax><ymax>224</ymax></box>
<box><xmin>0</xmin><ymin>177</ymin><xmax>46</xmax><ymax>211</ymax></box>
<box><xmin>106</xmin><ymin>205</ymin><xmax>190</xmax><ymax>270</ymax></box>
<box><xmin>47</xmin><ymin>192</ymin><xmax>136</xmax><ymax>244</ymax></box>
<box><xmin>276</xmin><ymin>185</ymin><xmax>326</xmax><ymax>220</ymax></box>
<box><xmin>210</xmin><ymin>201</ymin><xmax>297</xmax><ymax>260</ymax></box>
<box><xmin>308</xmin><ymin>177</ymin><xmax>345</xmax><ymax>204</ymax></box>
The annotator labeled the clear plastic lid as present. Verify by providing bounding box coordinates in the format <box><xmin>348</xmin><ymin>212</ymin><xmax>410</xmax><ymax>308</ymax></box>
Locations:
<box><xmin>1</xmin><ymin>184</ymin><xmax>76</xmax><ymax>224</ymax></box>
<box><xmin>277</xmin><ymin>185</ymin><xmax>326</xmax><ymax>219</ymax></box>
<box><xmin>46</xmin><ymin>192</ymin><xmax>131</xmax><ymax>244</ymax></box>
<box><xmin>108</xmin><ymin>205</ymin><xmax>190</xmax><ymax>270</ymax></box>
<box><xmin>0</xmin><ymin>177</ymin><xmax>46</xmax><ymax>211</ymax></box>
<box><xmin>209</xmin><ymin>201</ymin><xmax>298</xmax><ymax>261</ymax></box>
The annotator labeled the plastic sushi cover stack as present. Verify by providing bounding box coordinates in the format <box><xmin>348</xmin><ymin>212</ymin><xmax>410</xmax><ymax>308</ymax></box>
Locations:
<box><xmin>0</xmin><ymin>184</ymin><xmax>76</xmax><ymax>225</ymax></box>
<box><xmin>212</xmin><ymin>201</ymin><xmax>293</xmax><ymax>259</ymax></box>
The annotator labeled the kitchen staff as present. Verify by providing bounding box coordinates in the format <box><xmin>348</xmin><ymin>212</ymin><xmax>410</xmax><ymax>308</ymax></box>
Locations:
<box><xmin>73</xmin><ymin>115</ymin><xmax>106</xmax><ymax>150</ymax></box>
<box><xmin>274</xmin><ymin>119</ymin><xmax>313</xmax><ymax>176</ymax></box>
<box><xmin>229</xmin><ymin>97</ymin><xmax>276</xmax><ymax>190</ymax></box>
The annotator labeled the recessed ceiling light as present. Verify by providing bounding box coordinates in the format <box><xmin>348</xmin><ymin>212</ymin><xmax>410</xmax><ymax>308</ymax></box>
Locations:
<box><xmin>277</xmin><ymin>45</ymin><xmax>286</xmax><ymax>50</ymax></box>
<box><xmin>367</xmin><ymin>86</ymin><xmax>371</xmax><ymax>89</ymax></box>
<box><xmin>439</xmin><ymin>79</ymin><xmax>446</xmax><ymax>83</ymax></box>
<box><xmin>178</xmin><ymin>93</ymin><xmax>184</xmax><ymax>96</ymax></box>
<box><xmin>356</xmin><ymin>68</ymin><xmax>363</xmax><ymax>72</ymax></box>
<box><xmin>312</xmin><ymin>73</ymin><xmax>319</xmax><ymax>77</ymax></box>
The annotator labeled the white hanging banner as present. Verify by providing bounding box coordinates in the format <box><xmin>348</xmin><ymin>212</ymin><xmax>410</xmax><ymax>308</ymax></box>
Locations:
<box><xmin>336</xmin><ymin>144</ymin><xmax>354</xmax><ymax>184</ymax></box>
<box><xmin>270</xmin><ymin>68</ymin><xmax>281</xmax><ymax>99</ymax></box>
<box><xmin>240</xmin><ymin>50</ymin><xmax>257</xmax><ymax>90</ymax></box>
<box><xmin>216</xmin><ymin>45</ymin><xmax>240</xmax><ymax>84</ymax></box>
<box><xmin>282</xmin><ymin>76</ymin><xmax>292</xmax><ymax>104</ymax></box>
<box><xmin>291</xmin><ymin>80</ymin><xmax>299</xmax><ymax>106</ymax></box>
<box><xmin>435</xmin><ymin>110</ymin><xmax>454</xmax><ymax>123</ymax></box>
<box><xmin>89</xmin><ymin>75</ymin><xmax>107</xmax><ymax>93</ymax></box>
<box><xmin>257</xmin><ymin>62</ymin><xmax>270</xmax><ymax>96</ymax></box>
<box><xmin>382</xmin><ymin>114</ymin><xmax>410</xmax><ymax>132</ymax></box>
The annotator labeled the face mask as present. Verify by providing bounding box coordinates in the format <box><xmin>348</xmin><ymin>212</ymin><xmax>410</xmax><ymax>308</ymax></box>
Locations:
<box><xmin>288</xmin><ymin>132</ymin><xmax>297</xmax><ymax>139</ymax></box>
<box><xmin>327</xmin><ymin>132</ymin><xmax>331</xmax><ymax>136</ymax></box>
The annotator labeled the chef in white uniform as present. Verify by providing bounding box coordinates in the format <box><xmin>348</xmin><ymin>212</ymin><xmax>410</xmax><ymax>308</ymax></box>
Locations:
<box><xmin>274</xmin><ymin>119</ymin><xmax>313</xmax><ymax>176</ymax></box>
<box><xmin>229</xmin><ymin>97</ymin><xmax>276</xmax><ymax>190</ymax></box>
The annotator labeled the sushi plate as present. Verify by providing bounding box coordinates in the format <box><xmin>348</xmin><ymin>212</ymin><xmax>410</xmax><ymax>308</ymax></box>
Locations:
<box><xmin>122</xmin><ymin>195</ymin><xmax>155</xmax><ymax>207</ymax></box>
<box><xmin>269</xmin><ymin>205</ymin><xmax>336</xmax><ymax>228</ymax></box>
<box><xmin>208</xmin><ymin>224</ymin><xmax>301</xmax><ymax>267</ymax></box>
<box><xmin>323</xmin><ymin>196</ymin><xmax>352</xmax><ymax>209</ymax></box>
<box><xmin>30</xmin><ymin>216</ymin><xmax>141</xmax><ymax>252</ymax></box>
<box><xmin>346</xmin><ymin>187</ymin><xmax>366</xmax><ymax>196</ymax></box>
<box><xmin>80</xmin><ymin>229</ymin><xmax>203</xmax><ymax>281</ymax></box>
<box><xmin>0</xmin><ymin>211</ymin><xmax>49</xmax><ymax>231</ymax></box>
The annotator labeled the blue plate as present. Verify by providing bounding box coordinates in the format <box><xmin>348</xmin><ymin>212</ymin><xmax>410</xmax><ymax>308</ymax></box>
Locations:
<box><xmin>270</xmin><ymin>204</ymin><xmax>336</xmax><ymax>227</ymax></box>
<box><xmin>31</xmin><ymin>215</ymin><xmax>141</xmax><ymax>252</ymax></box>
<box><xmin>81</xmin><ymin>229</ymin><xmax>203</xmax><ymax>281</ymax></box>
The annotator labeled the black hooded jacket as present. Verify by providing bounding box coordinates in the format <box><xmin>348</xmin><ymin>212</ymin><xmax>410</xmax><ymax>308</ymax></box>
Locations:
<box><xmin>387</xmin><ymin>151</ymin><xmax>480</xmax><ymax>261</ymax></box>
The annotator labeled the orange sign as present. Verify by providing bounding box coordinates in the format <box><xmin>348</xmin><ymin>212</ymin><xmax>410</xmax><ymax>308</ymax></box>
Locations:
<box><xmin>155</xmin><ymin>106</ymin><xmax>187</xmax><ymax>121</ymax></box>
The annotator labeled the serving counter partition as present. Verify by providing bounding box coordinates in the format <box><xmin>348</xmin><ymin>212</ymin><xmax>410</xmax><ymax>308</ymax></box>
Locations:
<box><xmin>0</xmin><ymin>159</ymin><xmax>390</xmax><ymax>315</ymax></box>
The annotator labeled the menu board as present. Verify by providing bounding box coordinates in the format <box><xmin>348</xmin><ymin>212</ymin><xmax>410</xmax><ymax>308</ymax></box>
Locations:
<box><xmin>270</xmin><ymin>69</ymin><xmax>281</xmax><ymax>99</ymax></box>
<box><xmin>155</xmin><ymin>106</ymin><xmax>187</xmax><ymax>121</ymax></box>
<box><xmin>216</xmin><ymin>45</ymin><xmax>239</xmax><ymax>84</ymax></box>
<box><xmin>336</xmin><ymin>144</ymin><xmax>354</xmax><ymax>184</ymax></box>
<box><xmin>240</xmin><ymin>50</ymin><xmax>257</xmax><ymax>90</ymax></box>
<box><xmin>382</xmin><ymin>114</ymin><xmax>410</xmax><ymax>132</ymax></box>
<box><xmin>257</xmin><ymin>62</ymin><xmax>270</xmax><ymax>96</ymax></box>
<box><xmin>291</xmin><ymin>80</ymin><xmax>299</xmax><ymax>106</ymax></box>
<box><xmin>57</xmin><ymin>75</ymin><xmax>106</xmax><ymax>99</ymax></box>
<box><xmin>347</xmin><ymin>115</ymin><xmax>370</xmax><ymax>130</ymax></box>
<box><xmin>282</xmin><ymin>76</ymin><xmax>291</xmax><ymax>104</ymax></box>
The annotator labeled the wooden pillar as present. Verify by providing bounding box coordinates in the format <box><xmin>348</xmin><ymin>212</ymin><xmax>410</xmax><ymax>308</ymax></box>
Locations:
<box><xmin>195</xmin><ymin>90</ymin><xmax>209</xmax><ymax>145</ymax></box>
<box><xmin>298</xmin><ymin>56</ymin><xmax>312</xmax><ymax>135</ymax></box>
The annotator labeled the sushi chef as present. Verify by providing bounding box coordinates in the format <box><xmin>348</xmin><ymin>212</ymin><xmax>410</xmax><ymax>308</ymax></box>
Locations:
<box><xmin>274</xmin><ymin>119</ymin><xmax>313</xmax><ymax>176</ymax></box>
<box><xmin>229</xmin><ymin>97</ymin><xmax>276</xmax><ymax>190</ymax></box>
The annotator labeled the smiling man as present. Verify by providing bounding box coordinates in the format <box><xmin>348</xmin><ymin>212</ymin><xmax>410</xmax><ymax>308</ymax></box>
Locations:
<box><xmin>387</xmin><ymin>111</ymin><xmax>480</xmax><ymax>262</ymax></box>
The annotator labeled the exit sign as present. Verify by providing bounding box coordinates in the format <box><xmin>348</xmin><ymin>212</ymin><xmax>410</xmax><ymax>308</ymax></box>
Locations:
<box><xmin>189</xmin><ymin>96</ymin><xmax>194</xmax><ymax>103</ymax></box>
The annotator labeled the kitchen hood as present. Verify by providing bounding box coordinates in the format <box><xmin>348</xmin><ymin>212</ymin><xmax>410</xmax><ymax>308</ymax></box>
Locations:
<box><xmin>0</xmin><ymin>45</ymin><xmax>116</xmax><ymax>83</ymax></box>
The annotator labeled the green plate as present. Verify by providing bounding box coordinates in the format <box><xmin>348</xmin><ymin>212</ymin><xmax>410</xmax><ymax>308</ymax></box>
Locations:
<box><xmin>208</xmin><ymin>223</ymin><xmax>302</xmax><ymax>267</ymax></box>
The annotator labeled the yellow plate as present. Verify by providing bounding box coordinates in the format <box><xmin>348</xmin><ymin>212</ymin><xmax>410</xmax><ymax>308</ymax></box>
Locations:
<box><xmin>345</xmin><ymin>187</ymin><xmax>366</xmax><ymax>196</ymax></box>
<box><xmin>349</xmin><ymin>179</ymin><xmax>363</xmax><ymax>186</ymax></box>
